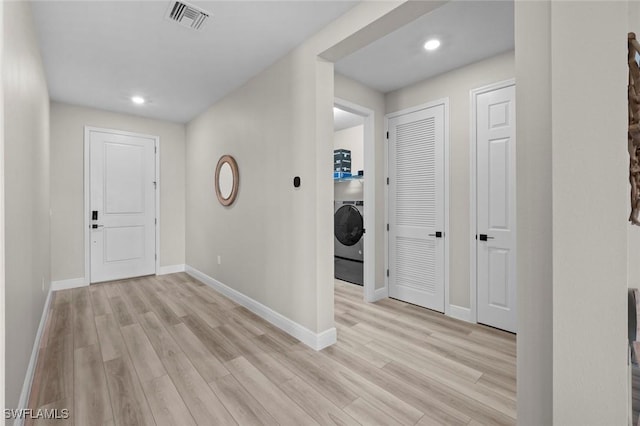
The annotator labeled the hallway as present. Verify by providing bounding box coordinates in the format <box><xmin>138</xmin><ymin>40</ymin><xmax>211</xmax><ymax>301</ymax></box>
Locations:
<box><xmin>27</xmin><ymin>273</ymin><xmax>515</xmax><ymax>425</ymax></box>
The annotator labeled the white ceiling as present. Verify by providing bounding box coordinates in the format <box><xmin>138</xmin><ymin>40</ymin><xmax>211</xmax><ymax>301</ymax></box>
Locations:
<box><xmin>334</xmin><ymin>1</ymin><xmax>514</xmax><ymax>93</ymax></box>
<box><xmin>334</xmin><ymin>107</ymin><xmax>364</xmax><ymax>131</ymax></box>
<box><xmin>31</xmin><ymin>1</ymin><xmax>358</xmax><ymax>123</ymax></box>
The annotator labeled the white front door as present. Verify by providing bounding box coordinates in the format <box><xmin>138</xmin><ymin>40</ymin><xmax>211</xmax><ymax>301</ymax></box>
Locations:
<box><xmin>475</xmin><ymin>83</ymin><xmax>517</xmax><ymax>332</ymax></box>
<box><xmin>388</xmin><ymin>103</ymin><xmax>446</xmax><ymax>312</ymax></box>
<box><xmin>89</xmin><ymin>129</ymin><xmax>157</xmax><ymax>283</ymax></box>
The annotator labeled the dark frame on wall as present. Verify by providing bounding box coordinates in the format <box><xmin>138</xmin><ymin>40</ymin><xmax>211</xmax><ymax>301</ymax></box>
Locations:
<box><xmin>215</xmin><ymin>154</ymin><xmax>239</xmax><ymax>206</ymax></box>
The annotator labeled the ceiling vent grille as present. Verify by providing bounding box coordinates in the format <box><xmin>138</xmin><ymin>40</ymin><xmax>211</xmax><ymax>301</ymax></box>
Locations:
<box><xmin>165</xmin><ymin>1</ymin><xmax>210</xmax><ymax>31</ymax></box>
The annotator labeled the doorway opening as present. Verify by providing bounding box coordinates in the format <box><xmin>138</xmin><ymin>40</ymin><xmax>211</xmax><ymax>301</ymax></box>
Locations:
<box><xmin>333</xmin><ymin>99</ymin><xmax>377</xmax><ymax>302</ymax></box>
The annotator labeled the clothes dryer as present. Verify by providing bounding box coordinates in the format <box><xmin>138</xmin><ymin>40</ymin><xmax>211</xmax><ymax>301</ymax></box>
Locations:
<box><xmin>334</xmin><ymin>200</ymin><xmax>364</xmax><ymax>262</ymax></box>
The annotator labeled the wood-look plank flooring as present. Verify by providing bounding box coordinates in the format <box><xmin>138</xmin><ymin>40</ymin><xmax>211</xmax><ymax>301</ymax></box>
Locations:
<box><xmin>26</xmin><ymin>273</ymin><xmax>516</xmax><ymax>425</ymax></box>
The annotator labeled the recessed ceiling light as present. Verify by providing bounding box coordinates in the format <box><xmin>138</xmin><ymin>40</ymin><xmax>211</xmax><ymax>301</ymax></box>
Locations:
<box><xmin>424</xmin><ymin>39</ymin><xmax>441</xmax><ymax>51</ymax></box>
<box><xmin>131</xmin><ymin>96</ymin><xmax>145</xmax><ymax>105</ymax></box>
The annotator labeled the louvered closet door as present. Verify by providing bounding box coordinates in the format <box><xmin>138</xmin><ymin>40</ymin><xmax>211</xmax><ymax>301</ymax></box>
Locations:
<box><xmin>388</xmin><ymin>104</ymin><xmax>445</xmax><ymax>312</ymax></box>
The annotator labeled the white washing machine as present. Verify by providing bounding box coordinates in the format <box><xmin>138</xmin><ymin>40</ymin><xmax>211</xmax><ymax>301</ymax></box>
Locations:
<box><xmin>334</xmin><ymin>200</ymin><xmax>364</xmax><ymax>262</ymax></box>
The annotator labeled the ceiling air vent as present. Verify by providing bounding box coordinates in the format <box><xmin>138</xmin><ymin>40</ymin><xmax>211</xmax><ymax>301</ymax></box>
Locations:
<box><xmin>165</xmin><ymin>1</ymin><xmax>210</xmax><ymax>31</ymax></box>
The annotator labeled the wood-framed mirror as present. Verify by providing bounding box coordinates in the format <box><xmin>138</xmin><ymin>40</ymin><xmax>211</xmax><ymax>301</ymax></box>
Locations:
<box><xmin>215</xmin><ymin>155</ymin><xmax>239</xmax><ymax>206</ymax></box>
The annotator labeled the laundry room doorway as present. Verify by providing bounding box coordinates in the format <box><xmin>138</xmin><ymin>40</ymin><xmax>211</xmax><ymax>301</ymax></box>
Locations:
<box><xmin>333</xmin><ymin>98</ymin><xmax>376</xmax><ymax>302</ymax></box>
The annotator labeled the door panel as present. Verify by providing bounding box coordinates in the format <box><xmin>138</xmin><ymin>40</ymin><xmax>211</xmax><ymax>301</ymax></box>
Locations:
<box><xmin>90</xmin><ymin>130</ymin><xmax>156</xmax><ymax>283</ymax></box>
<box><xmin>476</xmin><ymin>84</ymin><xmax>516</xmax><ymax>332</ymax></box>
<box><xmin>388</xmin><ymin>104</ymin><xmax>446</xmax><ymax>312</ymax></box>
<box><xmin>488</xmin><ymin>248</ymin><xmax>509</xmax><ymax>308</ymax></box>
<box><xmin>489</xmin><ymin>138</ymin><xmax>509</xmax><ymax>229</ymax></box>
<box><xmin>104</xmin><ymin>226</ymin><xmax>146</xmax><ymax>262</ymax></box>
<box><xmin>105</xmin><ymin>143</ymin><xmax>146</xmax><ymax>213</ymax></box>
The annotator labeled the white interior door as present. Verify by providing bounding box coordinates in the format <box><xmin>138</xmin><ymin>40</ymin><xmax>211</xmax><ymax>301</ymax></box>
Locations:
<box><xmin>476</xmin><ymin>84</ymin><xmax>517</xmax><ymax>332</ymax></box>
<box><xmin>89</xmin><ymin>130</ymin><xmax>156</xmax><ymax>283</ymax></box>
<box><xmin>388</xmin><ymin>103</ymin><xmax>446</xmax><ymax>312</ymax></box>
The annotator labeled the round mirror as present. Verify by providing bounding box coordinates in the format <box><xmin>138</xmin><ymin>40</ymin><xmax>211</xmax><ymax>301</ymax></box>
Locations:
<box><xmin>215</xmin><ymin>155</ymin><xmax>239</xmax><ymax>206</ymax></box>
<box><xmin>219</xmin><ymin>162</ymin><xmax>233</xmax><ymax>199</ymax></box>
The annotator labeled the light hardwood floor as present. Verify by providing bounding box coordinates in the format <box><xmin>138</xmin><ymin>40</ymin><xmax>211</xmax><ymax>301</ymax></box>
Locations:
<box><xmin>26</xmin><ymin>273</ymin><xmax>516</xmax><ymax>426</ymax></box>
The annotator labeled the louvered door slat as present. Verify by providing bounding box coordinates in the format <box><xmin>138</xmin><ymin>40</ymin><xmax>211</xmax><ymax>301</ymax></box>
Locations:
<box><xmin>396</xmin><ymin>237</ymin><xmax>436</xmax><ymax>292</ymax></box>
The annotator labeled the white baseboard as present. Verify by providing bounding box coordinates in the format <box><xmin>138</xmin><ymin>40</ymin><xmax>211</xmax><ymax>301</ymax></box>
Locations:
<box><xmin>185</xmin><ymin>265</ymin><xmax>336</xmax><ymax>351</ymax></box>
<box><xmin>372</xmin><ymin>286</ymin><xmax>388</xmax><ymax>302</ymax></box>
<box><xmin>15</xmin><ymin>286</ymin><xmax>54</xmax><ymax>426</ymax></box>
<box><xmin>158</xmin><ymin>264</ymin><xmax>185</xmax><ymax>275</ymax></box>
<box><xmin>50</xmin><ymin>277</ymin><xmax>86</xmax><ymax>291</ymax></box>
<box><xmin>448</xmin><ymin>304</ymin><xmax>473</xmax><ymax>323</ymax></box>
<box><xmin>315</xmin><ymin>327</ymin><xmax>337</xmax><ymax>350</ymax></box>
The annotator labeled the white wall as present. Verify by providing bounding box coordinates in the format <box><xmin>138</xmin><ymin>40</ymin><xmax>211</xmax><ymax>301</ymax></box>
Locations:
<box><xmin>3</xmin><ymin>1</ymin><xmax>50</xmax><ymax>409</ymax></box>
<box><xmin>186</xmin><ymin>50</ymin><xmax>331</xmax><ymax>333</ymax></box>
<box><xmin>334</xmin><ymin>180</ymin><xmax>364</xmax><ymax>202</ymax></box>
<box><xmin>185</xmin><ymin>1</ymin><xmax>424</xmax><ymax>335</ymax></box>
<box><xmin>50</xmin><ymin>102</ymin><xmax>186</xmax><ymax>281</ymax></box>
<box><xmin>385</xmin><ymin>51</ymin><xmax>515</xmax><ymax>309</ymax></box>
<box><xmin>551</xmin><ymin>2</ymin><xmax>628</xmax><ymax>424</ymax></box>
<box><xmin>628</xmin><ymin>0</ymin><xmax>640</xmax><ymax>289</ymax></box>
<box><xmin>629</xmin><ymin>223</ymin><xmax>640</xmax><ymax>287</ymax></box>
<box><xmin>0</xmin><ymin>0</ymin><xmax>5</xmax><ymax>413</ymax></box>
<box><xmin>517</xmin><ymin>1</ymin><xmax>629</xmax><ymax>424</ymax></box>
<box><xmin>515</xmin><ymin>2</ymin><xmax>553</xmax><ymax>423</ymax></box>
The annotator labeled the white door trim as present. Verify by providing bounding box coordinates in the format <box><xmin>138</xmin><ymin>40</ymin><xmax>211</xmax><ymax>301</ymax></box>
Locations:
<box><xmin>333</xmin><ymin>98</ymin><xmax>379</xmax><ymax>302</ymax></box>
<box><xmin>83</xmin><ymin>126</ymin><xmax>160</xmax><ymax>285</ymax></box>
<box><xmin>384</xmin><ymin>97</ymin><xmax>450</xmax><ymax>313</ymax></box>
<box><xmin>469</xmin><ymin>78</ymin><xmax>515</xmax><ymax>323</ymax></box>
